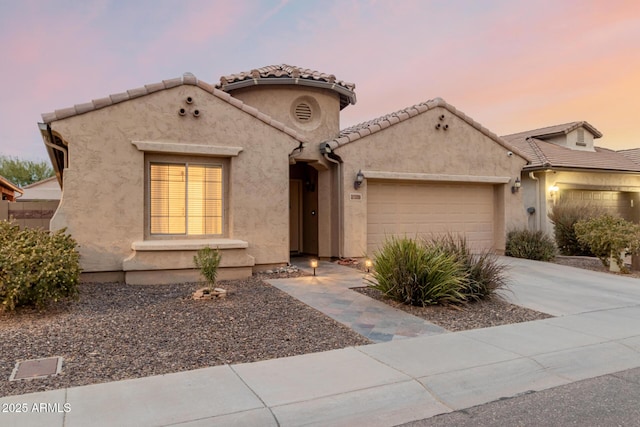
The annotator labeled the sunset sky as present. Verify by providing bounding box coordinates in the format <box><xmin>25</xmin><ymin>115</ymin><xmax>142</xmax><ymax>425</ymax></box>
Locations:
<box><xmin>1</xmin><ymin>0</ymin><xmax>639</xmax><ymax>161</ymax></box>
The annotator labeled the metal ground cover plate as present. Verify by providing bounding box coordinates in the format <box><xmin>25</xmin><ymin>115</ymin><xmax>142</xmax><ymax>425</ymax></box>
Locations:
<box><xmin>9</xmin><ymin>357</ymin><xmax>63</xmax><ymax>381</ymax></box>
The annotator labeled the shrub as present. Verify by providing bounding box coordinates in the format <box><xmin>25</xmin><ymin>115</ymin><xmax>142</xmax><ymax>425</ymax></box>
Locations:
<box><xmin>0</xmin><ymin>221</ymin><xmax>80</xmax><ymax>311</ymax></box>
<box><xmin>194</xmin><ymin>246</ymin><xmax>222</xmax><ymax>288</ymax></box>
<box><xmin>548</xmin><ymin>201</ymin><xmax>606</xmax><ymax>256</ymax></box>
<box><xmin>433</xmin><ymin>235</ymin><xmax>508</xmax><ymax>300</ymax></box>
<box><xmin>574</xmin><ymin>214</ymin><xmax>640</xmax><ymax>272</ymax></box>
<box><xmin>505</xmin><ymin>229</ymin><xmax>556</xmax><ymax>261</ymax></box>
<box><xmin>367</xmin><ymin>236</ymin><xmax>467</xmax><ymax>306</ymax></box>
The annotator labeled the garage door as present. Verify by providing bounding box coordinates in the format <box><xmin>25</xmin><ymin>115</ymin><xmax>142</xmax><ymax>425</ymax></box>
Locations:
<box><xmin>561</xmin><ymin>190</ymin><xmax>634</xmax><ymax>222</ymax></box>
<box><xmin>367</xmin><ymin>181</ymin><xmax>495</xmax><ymax>255</ymax></box>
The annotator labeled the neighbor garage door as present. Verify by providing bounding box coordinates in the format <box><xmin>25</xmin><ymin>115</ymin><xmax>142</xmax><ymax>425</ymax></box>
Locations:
<box><xmin>561</xmin><ymin>190</ymin><xmax>634</xmax><ymax>222</ymax></box>
<box><xmin>367</xmin><ymin>181</ymin><xmax>495</xmax><ymax>254</ymax></box>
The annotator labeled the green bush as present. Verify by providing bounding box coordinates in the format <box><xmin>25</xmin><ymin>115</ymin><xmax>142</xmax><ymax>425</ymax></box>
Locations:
<box><xmin>194</xmin><ymin>246</ymin><xmax>222</xmax><ymax>288</ymax></box>
<box><xmin>505</xmin><ymin>229</ymin><xmax>556</xmax><ymax>261</ymax></box>
<box><xmin>367</xmin><ymin>236</ymin><xmax>467</xmax><ymax>306</ymax></box>
<box><xmin>0</xmin><ymin>221</ymin><xmax>80</xmax><ymax>311</ymax></box>
<box><xmin>574</xmin><ymin>214</ymin><xmax>640</xmax><ymax>272</ymax></box>
<box><xmin>548</xmin><ymin>201</ymin><xmax>606</xmax><ymax>255</ymax></box>
<box><xmin>434</xmin><ymin>235</ymin><xmax>508</xmax><ymax>300</ymax></box>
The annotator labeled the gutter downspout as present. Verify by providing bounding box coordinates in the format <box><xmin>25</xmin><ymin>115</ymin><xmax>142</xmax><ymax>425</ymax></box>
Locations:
<box><xmin>320</xmin><ymin>143</ymin><xmax>343</xmax><ymax>258</ymax></box>
<box><xmin>529</xmin><ymin>172</ymin><xmax>540</xmax><ymax>230</ymax></box>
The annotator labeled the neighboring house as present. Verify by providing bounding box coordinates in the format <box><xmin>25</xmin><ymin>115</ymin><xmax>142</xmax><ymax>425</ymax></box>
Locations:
<box><xmin>0</xmin><ymin>175</ymin><xmax>22</xmax><ymax>201</ymax></box>
<box><xmin>10</xmin><ymin>177</ymin><xmax>61</xmax><ymax>230</ymax></box>
<box><xmin>39</xmin><ymin>64</ymin><xmax>528</xmax><ymax>284</ymax></box>
<box><xmin>502</xmin><ymin>122</ymin><xmax>640</xmax><ymax>235</ymax></box>
<box><xmin>0</xmin><ymin>174</ymin><xmax>24</xmax><ymax>224</ymax></box>
<box><xmin>19</xmin><ymin>176</ymin><xmax>62</xmax><ymax>201</ymax></box>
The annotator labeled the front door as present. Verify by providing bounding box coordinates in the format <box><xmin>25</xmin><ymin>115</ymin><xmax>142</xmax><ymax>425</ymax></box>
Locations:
<box><xmin>289</xmin><ymin>163</ymin><xmax>319</xmax><ymax>255</ymax></box>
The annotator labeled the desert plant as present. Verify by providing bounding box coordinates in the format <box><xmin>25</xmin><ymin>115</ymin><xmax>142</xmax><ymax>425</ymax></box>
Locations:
<box><xmin>0</xmin><ymin>221</ymin><xmax>80</xmax><ymax>311</ymax></box>
<box><xmin>367</xmin><ymin>236</ymin><xmax>467</xmax><ymax>306</ymax></box>
<box><xmin>194</xmin><ymin>246</ymin><xmax>222</xmax><ymax>288</ymax></box>
<box><xmin>574</xmin><ymin>214</ymin><xmax>640</xmax><ymax>272</ymax></box>
<box><xmin>548</xmin><ymin>201</ymin><xmax>606</xmax><ymax>256</ymax></box>
<box><xmin>432</xmin><ymin>234</ymin><xmax>508</xmax><ymax>300</ymax></box>
<box><xmin>505</xmin><ymin>229</ymin><xmax>556</xmax><ymax>261</ymax></box>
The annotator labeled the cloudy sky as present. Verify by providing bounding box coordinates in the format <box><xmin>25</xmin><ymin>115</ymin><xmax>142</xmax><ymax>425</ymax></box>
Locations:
<box><xmin>1</xmin><ymin>0</ymin><xmax>639</xmax><ymax>161</ymax></box>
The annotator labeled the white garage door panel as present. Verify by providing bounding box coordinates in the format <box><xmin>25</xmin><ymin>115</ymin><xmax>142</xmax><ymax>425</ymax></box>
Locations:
<box><xmin>367</xmin><ymin>182</ymin><xmax>495</xmax><ymax>254</ymax></box>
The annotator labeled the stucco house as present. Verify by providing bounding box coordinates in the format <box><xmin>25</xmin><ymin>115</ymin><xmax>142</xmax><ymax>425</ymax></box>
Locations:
<box><xmin>19</xmin><ymin>176</ymin><xmax>62</xmax><ymax>201</ymax></box>
<box><xmin>502</xmin><ymin>122</ymin><xmax>640</xmax><ymax>235</ymax></box>
<box><xmin>39</xmin><ymin>64</ymin><xmax>528</xmax><ymax>284</ymax></box>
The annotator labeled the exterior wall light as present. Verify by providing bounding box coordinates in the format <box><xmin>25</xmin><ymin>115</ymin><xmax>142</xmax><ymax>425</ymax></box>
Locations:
<box><xmin>365</xmin><ymin>259</ymin><xmax>373</xmax><ymax>272</ymax></box>
<box><xmin>511</xmin><ymin>177</ymin><xmax>521</xmax><ymax>194</ymax></box>
<box><xmin>310</xmin><ymin>259</ymin><xmax>318</xmax><ymax>276</ymax></box>
<box><xmin>549</xmin><ymin>185</ymin><xmax>560</xmax><ymax>205</ymax></box>
<box><xmin>354</xmin><ymin>170</ymin><xmax>364</xmax><ymax>190</ymax></box>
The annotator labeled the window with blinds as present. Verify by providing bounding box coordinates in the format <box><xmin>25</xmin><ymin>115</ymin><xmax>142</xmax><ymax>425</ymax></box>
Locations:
<box><xmin>150</xmin><ymin>163</ymin><xmax>222</xmax><ymax>235</ymax></box>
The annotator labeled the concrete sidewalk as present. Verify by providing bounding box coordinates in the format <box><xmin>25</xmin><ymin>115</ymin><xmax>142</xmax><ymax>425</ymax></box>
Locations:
<box><xmin>2</xmin><ymin>258</ymin><xmax>640</xmax><ymax>426</ymax></box>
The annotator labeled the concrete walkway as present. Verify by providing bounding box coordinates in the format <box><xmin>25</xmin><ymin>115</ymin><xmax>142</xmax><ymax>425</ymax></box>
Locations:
<box><xmin>269</xmin><ymin>259</ymin><xmax>446</xmax><ymax>342</ymax></box>
<box><xmin>2</xmin><ymin>257</ymin><xmax>640</xmax><ymax>426</ymax></box>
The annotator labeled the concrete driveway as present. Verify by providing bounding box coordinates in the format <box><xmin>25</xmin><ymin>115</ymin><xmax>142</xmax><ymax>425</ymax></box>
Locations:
<box><xmin>500</xmin><ymin>256</ymin><xmax>640</xmax><ymax>316</ymax></box>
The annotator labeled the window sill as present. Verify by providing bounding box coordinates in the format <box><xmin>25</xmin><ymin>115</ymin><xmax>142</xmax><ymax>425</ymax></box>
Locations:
<box><xmin>132</xmin><ymin>238</ymin><xmax>248</xmax><ymax>251</ymax></box>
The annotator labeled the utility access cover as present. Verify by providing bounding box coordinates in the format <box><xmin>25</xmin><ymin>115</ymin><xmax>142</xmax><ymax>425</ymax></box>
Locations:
<box><xmin>10</xmin><ymin>357</ymin><xmax>63</xmax><ymax>381</ymax></box>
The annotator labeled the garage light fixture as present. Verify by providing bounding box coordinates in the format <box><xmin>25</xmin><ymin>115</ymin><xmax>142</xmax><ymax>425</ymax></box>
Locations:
<box><xmin>511</xmin><ymin>177</ymin><xmax>521</xmax><ymax>194</ymax></box>
<box><xmin>354</xmin><ymin>170</ymin><xmax>364</xmax><ymax>190</ymax></box>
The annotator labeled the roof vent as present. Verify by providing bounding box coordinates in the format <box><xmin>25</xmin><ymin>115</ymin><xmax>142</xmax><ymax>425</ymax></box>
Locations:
<box><xmin>294</xmin><ymin>102</ymin><xmax>312</xmax><ymax>122</ymax></box>
<box><xmin>577</xmin><ymin>128</ymin><xmax>586</xmax><ymax>146</ymax></box>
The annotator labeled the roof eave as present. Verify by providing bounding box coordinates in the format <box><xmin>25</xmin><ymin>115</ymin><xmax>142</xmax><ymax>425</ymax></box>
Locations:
<box><xmin>531</xmin><ymin>121</ymin><xmax>603</xmax><ymax>140</ymax></box>
<box><xmin>220</xmin><ymin>78</ymin><xmax>357</xmax><ymax>109</ymax></box>
<box><xmin>523</xmin><ymin>164</ymin><xmax>640</xmax><ymax>175</ymax></box>
<box><xmin>0</xmin><ymin>176</ymin><xmax>23</xmax><ymax>194</ymax></box>
<box><xmin>38</xmin><ymin>122</ymin><xmax>65</xmax><ymax>187</ymax></box>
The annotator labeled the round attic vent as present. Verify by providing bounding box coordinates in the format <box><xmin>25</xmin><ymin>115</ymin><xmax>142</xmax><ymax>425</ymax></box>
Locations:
<box><xmin>294</xmin><ymin>102</ymin><xmax>312</xmax><ymax>122</ymax></box>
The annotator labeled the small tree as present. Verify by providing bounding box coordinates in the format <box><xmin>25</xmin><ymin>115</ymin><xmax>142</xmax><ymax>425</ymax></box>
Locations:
<box><xmin>548</xmin><ymin>201</ymin><xmax>606</xmax><ymax>256</ymax></box>
<box><xmin>193</xmin><ymin>247</ymin><xmax>221</xmax><ymax>288</ymax></box>
<box><xmin>574</xmin><ymin>214</ymin><xmax>640</xmax><ymax>273</ymax></box>
<box><xmin>0</xmin><ymin>155</ymin><xmax>54</xmax><ymax>187</ymax></box>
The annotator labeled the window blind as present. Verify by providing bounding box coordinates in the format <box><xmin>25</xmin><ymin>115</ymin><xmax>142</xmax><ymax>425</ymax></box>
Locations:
<box><xmin>150</xmin><ymin>163</ymin><xmax>222</xmax><ymax>235</ymax></box>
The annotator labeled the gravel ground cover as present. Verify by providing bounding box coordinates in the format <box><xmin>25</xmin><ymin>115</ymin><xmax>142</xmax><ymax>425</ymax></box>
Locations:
<box><xmin>353</xmin><ymin>287</ymin><xmax>552</xmax><ymax>331</ymax></box>
<box><xmin>552</xmin><ymin>255</ymin><xmax>640</xmax><ymax>278</ymax></box>
<box><xmin>0</xmin><ymin>274</ymin><xmax>370</xmax><ymax>398</ymax></box>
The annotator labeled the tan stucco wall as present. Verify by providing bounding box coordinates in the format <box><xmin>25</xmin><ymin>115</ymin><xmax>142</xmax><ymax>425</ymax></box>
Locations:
<box><xmin>50</xmin><ymin>85</ymin><xmax>299</xmax><ymax>274</ymax></box>
<box><xmin>334</xmin><ymin>106</ymin><xmax>528</xmax><ymax>257</ymax></box>
<box><xmin>523</xmin><ymin>169</ymin><xmax>640</xmax><ymax>235</ymax></box>
<box><xmin>228</xmin><ymin>85</ymin><xmax>341</xmax><ymax>151</ymax></box>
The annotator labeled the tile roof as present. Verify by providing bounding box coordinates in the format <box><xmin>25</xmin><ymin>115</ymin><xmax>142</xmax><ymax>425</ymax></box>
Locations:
<box><xmin>502</xmin><ymin>131</ymin><xmax>640</xmax><ymax>172</ymax></box>
<box><xmin>501</xmin><ymin>121</ymin><xmax>603</xmax><ymax>141</ymax></box>
<box><xmin>617</xmin><ymin>148</ymin><xmax>640</xmax><ymax>165</ymax></box>
<box><xmin>40</xmin><ymin>72</ymin><xmax>308</xmax><ymax>143</ymax></box>
<box><xmin>217</xmin><ymin>64</ymin><xmax>357</xmax><ymax>110</ymax></box>
<box><xmin>327</xmin><ymin>97</ymin><xmax>527</xmax><ymax>159</ymax></box>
